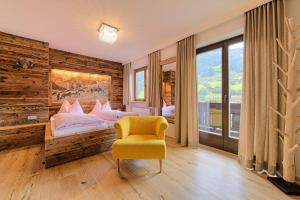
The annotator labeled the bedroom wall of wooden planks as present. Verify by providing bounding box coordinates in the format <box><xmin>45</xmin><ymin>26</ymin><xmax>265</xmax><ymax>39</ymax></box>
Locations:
<box><xmin>49</xmin><ymin>49</ymin><xmax>123</xmax><ymax>115</ymax></box>
<box><xmin>0</xmin><ymin>32</ymin><xmax>50</xmax><ymax>127</ymax></box>
<box><xmin>0</xmin><ymin>31</ymin><xmax>123</xmax><ymax>150</ymax></box>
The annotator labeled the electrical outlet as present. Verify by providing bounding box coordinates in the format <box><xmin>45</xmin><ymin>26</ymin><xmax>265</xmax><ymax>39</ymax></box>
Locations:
<box><xmin>28</xmin><ymin>115</ymin><xmax>37</xmax><ymax>120</ymax></box>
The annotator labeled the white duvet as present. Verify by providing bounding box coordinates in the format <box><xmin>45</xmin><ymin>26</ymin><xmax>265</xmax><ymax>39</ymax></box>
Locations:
<box><xmin>162</xmin><ymin>105</ymin><xmax>175</xmax><ymax>116</ymax></box>
<box><xmin>51</xmin><ymin>113</ymin><xmax>109</xmax><ymax>137</ymax></box>
<box><xmin>53</xmin><ymin>113</ymin><xmax>105</xmax><ymax>130</ymax></box>
<box><xmin>93</xmin><ymin>110</ymin><xmax>138</xmax><ymax>121</ymax></box>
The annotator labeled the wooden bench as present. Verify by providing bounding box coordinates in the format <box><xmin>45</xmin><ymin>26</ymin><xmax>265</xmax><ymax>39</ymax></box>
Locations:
<box><xmin>0</xmin><ymin>123</ymin><xmax>47</xmax><ymax>151</ymax></box>
<box><xmin>44</xmin><ymin>123</ymin><xmax>116</xmax><ymax>168</ymax></box>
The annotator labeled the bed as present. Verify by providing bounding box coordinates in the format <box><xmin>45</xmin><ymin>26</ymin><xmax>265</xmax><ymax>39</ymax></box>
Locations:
<box><xmin>93</xmin><ymin>110</ymin><xmax>138</xmax><ymax>121</ymax></box>
<box><xmin>162</xmin><ymin>105</ymin><xmax>175</xmax><ymax>117</ymax></box>
<box><xmin>162</xmin><ymin>105</ymin><xmax>175</xmax><ymax>124</ymax></box>
<box><xmin>44</xmin><ymin>113</ymin><xmax>116</xmax><ymax>168</ymax></box>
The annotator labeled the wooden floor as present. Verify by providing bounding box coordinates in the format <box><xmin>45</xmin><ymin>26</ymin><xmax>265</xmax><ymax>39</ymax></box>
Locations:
<box><xmin>0</xmin><ymin>140</ymin><xmax>298</xmax><ymax>200</ymax></box>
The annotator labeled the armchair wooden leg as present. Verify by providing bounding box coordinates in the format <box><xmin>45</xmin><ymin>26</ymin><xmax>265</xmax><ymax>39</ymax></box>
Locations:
<box><xmin>159</xmin><ymin>160</ymin><xmax>162</xmax><ymax>173</ymax></box>
<box><xmin>117</xmin><ymin>159</ymin><xmax>120</xmax><ymax>174</ymax></box>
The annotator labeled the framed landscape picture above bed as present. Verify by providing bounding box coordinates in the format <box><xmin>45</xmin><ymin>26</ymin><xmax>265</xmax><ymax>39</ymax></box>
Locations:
<box><xmin>51</xmin><ymin>69</ymin><xmax>111</xmax><ymax>104</ymax></box>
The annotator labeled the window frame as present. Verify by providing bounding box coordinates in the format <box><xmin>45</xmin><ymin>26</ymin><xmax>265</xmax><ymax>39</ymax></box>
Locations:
<box><xmin>134</xmin><ymin>66</ymin><xmax>147</xmax><ymax>101</ymax></box>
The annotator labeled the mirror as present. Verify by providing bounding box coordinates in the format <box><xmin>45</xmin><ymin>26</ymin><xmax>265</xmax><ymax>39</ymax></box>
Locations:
<box><xmin>161</xmin><ymin>61</ymin><xmax>176</xmax><ymax>121</ymax></box>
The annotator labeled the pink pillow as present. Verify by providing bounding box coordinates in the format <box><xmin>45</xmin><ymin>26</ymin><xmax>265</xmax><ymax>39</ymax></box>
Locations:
<box><xmin>69</xmin><ymin>99</ymin><xmax>84</xmax><ymax>114</ymax></box>
<box><xmin>58</xmin><ymin>100</ymin><xmax>71</xmax><ymax>113</ymax></box>
<box><xmin>102</xmin><ymin>101</ymin><xmax>112</xmax><ymax>112</ymax></box>
<box><xmin>90</xmin><ymin>100</ymin><xmax>102</xmax><ymax>114</ymax></box>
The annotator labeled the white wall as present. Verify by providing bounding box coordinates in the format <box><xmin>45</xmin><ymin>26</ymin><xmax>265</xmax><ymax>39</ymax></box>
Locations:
<box><xmin>130</xmin><ymin>14</ymin><xmax>244</xmax><ymax>66</ymax></box>
<box><xmin>126</xmin><ymin>56</ymin><xmax>148</xmax><ymax>113</ymax></box>
<box><xmin>195</xmin><ymin>15</ymin><xmax>244</xmax><ymax>48</ymax></box>
<box><xmin>161</xmin><ymin>44</ymin><xmax>176</xmax><ymax>60</ymax></box>
<box><xmin>286</xmin><ymin>0</ymin><xmax>300</xmax><ymax>177</ymax></box>
<box><xmin>131</xmin><ymin>56</ymin><xmax>147</xmax><ymax>70</ymax></box>
<box><xmin>165</xmin><ymin>123</ymin><xmax>176</xmax><ymax>138</ymax></box>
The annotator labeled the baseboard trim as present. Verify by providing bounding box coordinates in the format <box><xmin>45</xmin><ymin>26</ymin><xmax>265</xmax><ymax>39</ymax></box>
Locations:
<box><xmin>165</xmin><ymin>136</ymin><xmax>176</xmax><ymax>142</ymax></box>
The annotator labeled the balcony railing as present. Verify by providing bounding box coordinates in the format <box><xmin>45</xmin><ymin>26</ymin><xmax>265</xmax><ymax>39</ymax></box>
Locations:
<box><xmin>198</xmin><ymin>102</ymin><xmax>241</xmax><ymax>138</ymax></box>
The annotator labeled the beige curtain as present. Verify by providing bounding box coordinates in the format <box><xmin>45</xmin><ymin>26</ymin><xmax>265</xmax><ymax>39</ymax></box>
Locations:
<box><xmin>239</xmin><ymin>0</ymin><xmax>286</xmax><ymax>174</ymax></box>
<box><xmin>175</xmin><ymin>35</ymin><xmax>199</xmax><ymax>147</ymax></box>
<box><xmin>148</xmin><ymin>50</ymin><xmax>161</xmax><ymax>114</ymax></box>
<box><xmin>123</xmin><ymin>63</ymin><xmax>131</xmax><ymax>105</ymax></box>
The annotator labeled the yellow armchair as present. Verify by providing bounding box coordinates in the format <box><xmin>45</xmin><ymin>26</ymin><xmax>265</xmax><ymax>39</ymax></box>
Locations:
<box><xmin>112</xmin><ymin>116</ymin><xmax>168</xmax><ymax>173</ymax></box>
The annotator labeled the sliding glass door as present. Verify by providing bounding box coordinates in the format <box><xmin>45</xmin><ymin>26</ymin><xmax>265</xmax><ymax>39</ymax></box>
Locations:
<box><xmin>196</xmin><ymin>36</ymin><xmax>243</xmax><ymax>154</ymax></box>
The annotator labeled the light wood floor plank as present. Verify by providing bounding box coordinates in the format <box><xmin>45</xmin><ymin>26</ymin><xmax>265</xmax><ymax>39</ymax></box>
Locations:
<box><xmin>0</xmin><ymin>142</ymin><xmax>298</xmax><ymax>200</ymax></box>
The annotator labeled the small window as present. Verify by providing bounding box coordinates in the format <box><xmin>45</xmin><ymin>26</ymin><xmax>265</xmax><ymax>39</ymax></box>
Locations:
<box><xmin>134</xmin><ymin>66</ymin><xmax>147</xmax><ymax>101</ymax></box>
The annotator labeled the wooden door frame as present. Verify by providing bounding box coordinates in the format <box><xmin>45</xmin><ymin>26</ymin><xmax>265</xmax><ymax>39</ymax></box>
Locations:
<box><xmin>196</xmin><ymin>35</ymin><xmax>243</xmax><ymax>154</ymax></box>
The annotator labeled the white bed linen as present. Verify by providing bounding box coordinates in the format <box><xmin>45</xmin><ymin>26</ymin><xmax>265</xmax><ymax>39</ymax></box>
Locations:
<box><xmin>51</xmin><ymin>121</ymin><xmax>108</xmax><ymax>138</ymax></box>
<box><xmin>93</xmin><ymin>110</ymin><xmax>138</xmax><ymax>121</ymax></box>
<box><xmin>53</xmin><ymin>113</ymin><xmax>105</xmax><ymax>130</ymax></box>
<box><xmin>100</xmin><ymin>120</ymin><xmax>116</xmax><ymax>128</ymax></box>
<box><xmin>51</xmin><ymin>114</ymin><xmax>109</xmax><ymax>138</ymax></box>
<box><xmin>162</xmin><ymin>105</ymin><xmax>175</xmax><ymax>116</ymax></box>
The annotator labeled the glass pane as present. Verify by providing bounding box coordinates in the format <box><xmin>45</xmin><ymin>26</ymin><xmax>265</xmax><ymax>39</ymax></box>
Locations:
<box><xmin>228</xmin><ymin>42</ymin><xmax>244</xmax><ymax>139</ymax></box>
<box><xmin>197</xmin><ymin>48</ymin><xmax>222</xmax><ymax>135</ymax></box>
<box><xmin>136</xmin><ymin>71</ymin><xmax>145</xmax><ymax>99</ymax></box>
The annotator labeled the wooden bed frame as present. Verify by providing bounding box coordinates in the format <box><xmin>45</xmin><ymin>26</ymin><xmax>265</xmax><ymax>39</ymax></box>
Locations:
<box><xmin>164</xmin><ymin>116</ymin><xmax>175</xmax><ymax>124</ymax></box>
<box><xmin>44</xmin><ymin>123</ymin><xmax>116</xmax><ymax>168</ymax></box>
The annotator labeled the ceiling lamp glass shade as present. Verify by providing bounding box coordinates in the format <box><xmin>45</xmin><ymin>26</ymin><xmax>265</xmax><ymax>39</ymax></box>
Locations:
<box><xmin>98</xmin><ymin>23</ymin><xmax>119</xmax><ymax>44</ymax></box>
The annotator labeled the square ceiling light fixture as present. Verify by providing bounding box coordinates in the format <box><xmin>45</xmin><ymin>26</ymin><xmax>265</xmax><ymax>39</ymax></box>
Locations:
<box><xmin>98</xmin><ymin>23</ymin><xmax>119</xmax><ymax>44</ymax></box>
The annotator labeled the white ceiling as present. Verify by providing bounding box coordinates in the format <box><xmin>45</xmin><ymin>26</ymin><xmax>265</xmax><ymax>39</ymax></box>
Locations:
<box><xmin>0</xmin><ymin>0</ymin><xmax>270</xmax><ymax>64</ymax></box>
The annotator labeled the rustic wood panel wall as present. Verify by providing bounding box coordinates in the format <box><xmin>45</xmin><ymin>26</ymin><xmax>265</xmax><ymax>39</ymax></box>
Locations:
<box><xmin>0</xmin><ymin>31</ymin><xmax>123</xmax><ymax>151</ymax></box>
<box><xmin>49</xmin><ymin>49</ymin><xmax>123</xmax><ymax>114</ymax></box>
<box><xmin>0</xmin><ymin>32</ymin><xmax>50</xmax><ymax>126</ymax></box>
<box><xmin>0</xmin><ymin>32</ymin><xmax>49</xmax><ymax>150</ymax></box>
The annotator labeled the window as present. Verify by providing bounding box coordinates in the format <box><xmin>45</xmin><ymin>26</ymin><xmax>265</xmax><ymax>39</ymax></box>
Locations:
<box><xmin>196</xmin><ymin>35</ymin><xmax>243</xmax><ymax>154</ymax></box>
<box><xmin>134</xmin><ymin>66</ymin><xmax>147</xmax><ymax>101</ymax></box>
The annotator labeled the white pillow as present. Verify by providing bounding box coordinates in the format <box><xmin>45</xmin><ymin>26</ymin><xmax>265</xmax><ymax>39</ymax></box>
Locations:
<box><xmin>102</xmin><ymin>101</ymin><xmax>112</xmax><ymax>112</ymax></box>
<box><xmin>58</xmin><ymin>100</ymin><xmax>71</xmax><ymax>113</ymax></box>
<box><xmin>69</xmin><ymin>99</ymin><xmax>84</xmax><ymax>114</ymax></box>
<box><xmin>90</xmin><ymin>100</ymin><xmax>102</xmax><ymax>114</ymax></box>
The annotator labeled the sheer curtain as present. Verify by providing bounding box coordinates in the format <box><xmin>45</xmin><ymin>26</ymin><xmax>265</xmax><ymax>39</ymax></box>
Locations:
<box><xmin>175</xmin><ymin>35</ymin><xmax>199</xmax><ymax>147</ymax></box>
<box><xmin>238</xmin><ymin>0</ymin><xmax>286</xmax><ymax>174</ymax></box>
<box><xmin>148</xmin><ymin>50</ymin><xmax>161</xmax><ymax>115</ymax></box>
